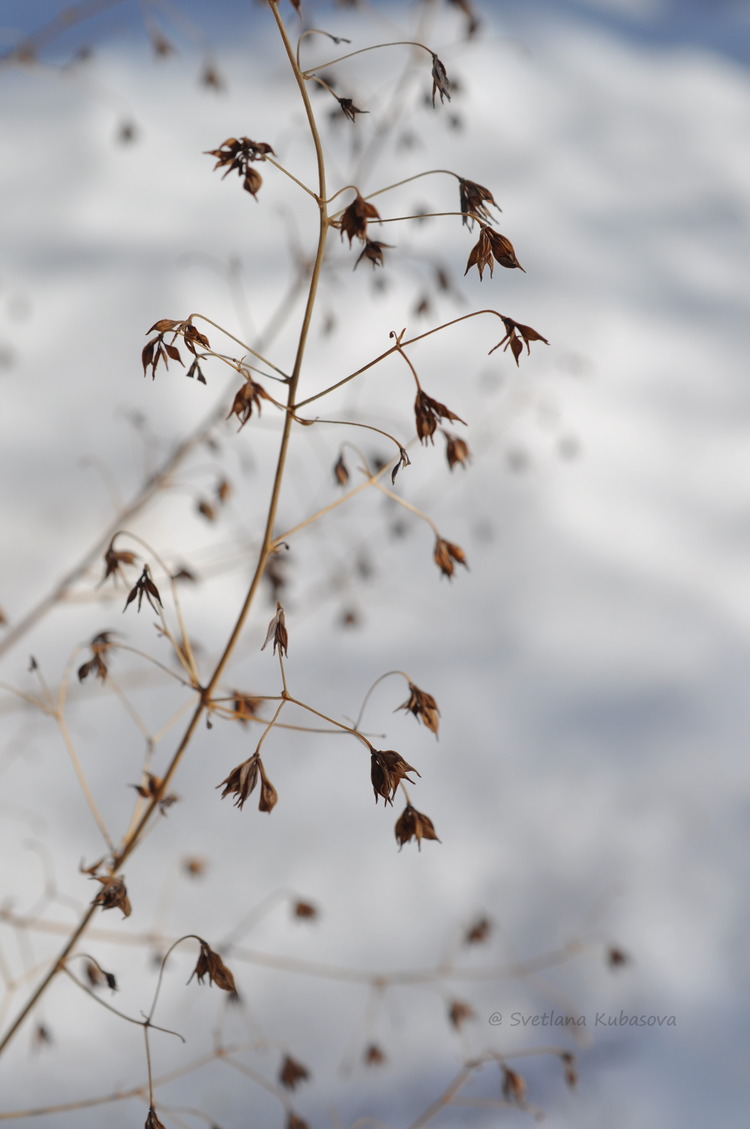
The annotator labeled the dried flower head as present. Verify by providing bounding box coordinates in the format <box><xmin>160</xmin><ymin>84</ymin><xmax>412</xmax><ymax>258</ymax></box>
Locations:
<box><xmin>414</xmin><ymin>390</ymin><xmax>466</xmax><ymax>445</ymax></box>
<box><xmin>286</xmin><ymin>1115</ymin><xmax>310</xmax><ymax>1129</ymax></box>
<box><xmin>433</xmin><ymin>537</ymin><xmax>468</xmax><ymax>579</ymax></box>
<box><xmin>431</xmin><ymin>53</ymin><xmax>451</xmax><ymax>106</ymax></box>
<box><xmin>459</xmin><ymin>177</ymin><xmax>500</xmax><ymax>227</ymax></box>
<box><xmin>355</xmin><ymin>240</ymin><xmax>394</xmax><ymax>269</ymax></box>
<box><xmin>443</xmin><ymin>430</ymin><xmax>471</xmax><ymax>470</ymax></box>
<box><xmin>132</xmin><ymin>772</ymin><xmax>179</xmax><ymax>815</ymax></box>
<box><xmin>487</xmin><ymin>227</ymin><xmax>524</xmax><ymax>271</ymax></box>
<box><xmin>397</xmin><ymin>681</ymin><xmax>440</xmax><ymax>735</ymax></box>
<box><xmin>391</xmin><ymin>446</ymin><xmax>411</xmax><ymax>484</ymax></box>
<box><xmin>501</xmin><ymin>1066</ymin><xmax>527</xmax><ymax>1105</ymax></box>
<box><xmin>448</xmin><ymin>999</ymin><xmax>475</xmax><ymax>1029</ymax></box>
<box><xmin>85</xmin><ymin>960</ymin><xmax>117</xmax><ymax>991</ymax></box>
<box><xmin>339</xmin><ymin>193</ymin><xmax>381</xmax><ymax>245</ymax></box>
<box><xmin>364</xmin><ymin>1043</ymin><xmax>386</xmax><ymax>1066</ymax></box>
<box><xmin>78</xmin><ymin>630</ymin><xmax>116</xmax><ymax>683</ymax></box>
<box><xmin>102</xmin><ymin>546</ymin><xmax>138</xmax><ymax>585</ymax></box>
<box><xmin>91</xmin><ymin>874</ymin><xmax>132</xmax><ymax>918</ymax></box>
<box><xmin>217</xmin><ymin>754</ymin><xmax>261</xmax><ymax>810</ymax></box>
<box><xmin>333</xmin><ymin>453</ymin><xmax>349</xmax><ymax>486</ymax></box>
<box><xmin>464</xmin><ymin>916</ymin><xmax>492</xmax><ymax>945</ymax></box>
<box><xmin>123</xmin><ymin>565</ymin><xmax>163</xmax><ymax>614</ymax></box>
<box><xmin>279</xmin><ymin>1054</ymin><xmax>311</xmax><ymax>1090</ymax></box>
<box><xmin>607</xmin><ymin>946</ymin><xmax>630</xmax><ymax>969</ymax></box>
<box><xmin>394</xmin><ymin>804</ymin><xmax>440</xmax><ymax>850</ymax></box>
<box><xmin>338</xmin><ymin>97</ymin><xmax>368</xmax><ymax>121</ymax></box>
<box><xmin>465</xmin><ymin>225</ymin><xmax>523</xmax><ymax>278</ymax></box>
<box><xmin>189</xmin><ymin>940</ymin><xmax>236</xmax><ymax>992</ymax></box>
<box><xmin>370</xmin><ymin>749</ymin><xmax>420</xmax><ymax>805</ymax></box>
<box><xmin>145</xmin><ymin>1109</ymin><xmax>166</xmax><ymax>1129</ymax></box>
<box><xmin>261</xmin><ymin>601</ymin><xmax>288</xmax><ymax>657</ymax></box>
<box><xmin>489</xmin><ymin>316</ymin><xmax>549</xmax><ymax>365</ymax></box>
<box><xmin>227</xmin><ymin>376</ymin><xmax>270</xmax><ymax>429</ymax></box>
<box><xmin>204</xmin><ymin>136</ymin><xmax>275</xmax><ymax>200</ymax></box>
<box><xmin>231</xmin><ymin>692</ymin><xmax>263</xmax><ymax>723</ymax></box>
<box><xmin>258</xmin><ymin>766</ymin><xmax>278</xmax><ymax>813</ymax></box>
<box><xmin>561</xmin><ymin>1051</ymin><xmax>578</xmax><ymax>1088</ymax></box>
<box><xmin>292</xmin><ymin>900</ymin><xmax>319</xmax><ymax>921</ymax></box>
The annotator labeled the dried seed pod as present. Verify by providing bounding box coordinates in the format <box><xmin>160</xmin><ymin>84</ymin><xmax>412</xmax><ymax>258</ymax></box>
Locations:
<box><xmin>394</xmin><ymin>805</ymin><xmax>440</xmax><ymax>850</ymax></box>
<box><xmin>189</xmin><ymin>940</ymin><xmax>236</xmax><ymax>992</ymax></box>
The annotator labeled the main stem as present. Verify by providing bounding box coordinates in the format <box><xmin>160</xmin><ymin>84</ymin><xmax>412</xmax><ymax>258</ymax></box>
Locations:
<box><xmin>0</xmin><ymin>2</ymin><xmax>328</xmax><ymax>1057</ymax></box>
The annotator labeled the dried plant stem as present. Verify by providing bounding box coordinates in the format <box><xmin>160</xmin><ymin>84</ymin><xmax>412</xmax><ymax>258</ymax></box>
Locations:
<box><xmin>295</xmin><ymin>310</ymin><xmax>508</xmax><ymax>410</ymax></box>
<box><xmin>0</xmin><ymin>1</ymin><xmax>330</xmax><ymax>1056</ymax></box>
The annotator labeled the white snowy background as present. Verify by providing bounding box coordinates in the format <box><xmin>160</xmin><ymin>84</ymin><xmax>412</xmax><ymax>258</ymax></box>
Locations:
<box><xmin>0</xmin><ymin>1</ymin><xmax>748</xmax><ymax>1127</ymax></box>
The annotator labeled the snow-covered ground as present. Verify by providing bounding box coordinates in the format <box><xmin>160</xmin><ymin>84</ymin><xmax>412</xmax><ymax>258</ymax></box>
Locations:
<box><xmin>1</xmin><ymin>2</ymin><xmax>748</xmax><ymax>1126</ymax></box>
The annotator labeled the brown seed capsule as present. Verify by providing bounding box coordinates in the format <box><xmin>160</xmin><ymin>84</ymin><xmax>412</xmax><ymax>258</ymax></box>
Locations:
<box><xmin>433</xmin><ymin>537</ymin><xmax>468</xmax><ymax>579</ymax></box>
<box><xmin>292</xmin><ymin>900</ymin><xmax>319</xmax><ymax>921</ymax></box>
<box><xmin>464</xmin><ymin>916</ymin><xmax>492</xmax><ymax>945</ymax></box>
<box><xmin>394</xmin><ymin>805</ymin><xmax>440</xmax><ymax>850</ymax></box>
<box><xmin>364</xmin><ymin>1042</ymin><xmax>386</xmax><ymax>1066</ymax></box>
<box><xmin>217</xmin><ymin>754</ymin><xmax>261</xmax><ymax>810</ymax></box>
<box><xmin>370</xmin><ymin>749</ymin><xmax>420</xmax><ymax>805</ymax></box>
<box><xmin>397</xmin><ymin>682</ymin><xmax>440</xmax><ymax>735</ymax></box>
<box><xmin>189</xmin><ymin>940</ymin><xmax>236</xmax><ymax>992</ymax></box>
<box><xmin>414</xmin><ymin>390</ymin><xmax>465</xmax><ymax>445</ymax></box>
<box><xmin>339</xmin><ymin>194</ymin><xmax>381</xmax><ymax>246</ymax></box>
<box><xmin>448</xmin><ymin>999</ymin><xmax>475</xmax><ymax>1029</ymax></box>
<box><xmin>261</xmin><ymin>602</ymin><xmax>288</xmax><ymax>658</ymax></box>
<box><xmin>459</xmin><ymin>177</ymin><xmax>500</xmax><ymax>227</ymax></box>
<box><xmin>431</xmin><ymin>53</ymin><xmax>451</xmax><ymax>106</ymax></box>
<box><xmin>279</xmin><ymin>1054</ymin><xmax>311</xmax><ymax>1090</ymax></box>
<box><xmin>91</xmin><ymin>874</ymin><xmax>132</xmax><ymax>919</ymax></box>
<box><xmin>443</xmin><ymin>430</ymin><xmax>471</xmax><ymax>471</ymax></box>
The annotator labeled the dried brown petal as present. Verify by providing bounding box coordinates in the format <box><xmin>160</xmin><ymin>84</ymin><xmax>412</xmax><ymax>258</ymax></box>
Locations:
<box><xmin>91</xmin><ymin>874</ymin><xmax>132</xmax><ymax>918</ymax></box>
<box><xmin>190</xmin><ymin>940</ymin><xmax>236</xmax><ymax>992</ymax></box>
<box><xmin>433</xmin><ymin>537</ymin><xmax>468</xmax><ymax>579</ymax></box>
<box><xmin>370</xmin><ymin>749</ymin><xmax>419</xmax><ymax>805</ymax></box>
<box><xmin>394</xmin><ymin>804</ymin><xmax>440</xmax><ymax>850</ymax></box>
<box><xmin>397</xmin><ymin>682</ymin><xmax>440</xmax><ymax>735</ymax></box>
<box><xmin>279</xmin><ymin>1054</ymin><xmax>311</xmax><ymax>1090</ymax></box>
<box><xmin>487</xmin><ymin>228</ymin><xmax>524</xmax><ymax>271</ymax></box>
